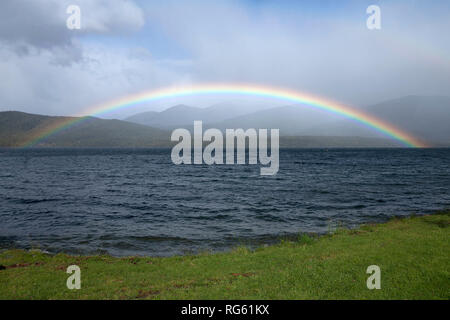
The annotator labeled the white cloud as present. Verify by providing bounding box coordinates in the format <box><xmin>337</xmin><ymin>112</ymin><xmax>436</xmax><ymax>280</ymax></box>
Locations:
<box><xmin>75</xmin><ymin>0</ymin><xmax>145</xmax><ymax>33</ymax></box>
<box><xmin>0</xmin><ymin>43</ymin><xmax>193</xmax><ymax>116</ymax></box>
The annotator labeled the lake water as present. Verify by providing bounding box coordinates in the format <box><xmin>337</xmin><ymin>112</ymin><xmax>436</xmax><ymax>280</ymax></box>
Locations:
<box><xmin>0</xmin><ymin>148</ymin><xmax>449</xmax><ymax>256</ymax></box>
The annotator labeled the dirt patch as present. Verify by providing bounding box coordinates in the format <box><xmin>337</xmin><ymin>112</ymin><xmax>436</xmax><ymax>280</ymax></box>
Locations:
<box><xmin>5</xmin><ymin>262</ymin><xmax>43</xmax><ymax>269</ymax></box>
<box><xmin>231</xmin><ymin>272</ymin><xmax>255</xmax><ymax>277</ymax></box>
<box><xmin>136</xmin><ymin>289</ymin><xmax>160</xmax><ymax>299</ymax></box>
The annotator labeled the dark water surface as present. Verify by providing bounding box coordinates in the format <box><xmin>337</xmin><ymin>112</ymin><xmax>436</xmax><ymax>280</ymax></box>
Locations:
<box><xmin>0</xmin><ymin>148</ymin><xmax>449</xmax><ymax>256</ymax></box>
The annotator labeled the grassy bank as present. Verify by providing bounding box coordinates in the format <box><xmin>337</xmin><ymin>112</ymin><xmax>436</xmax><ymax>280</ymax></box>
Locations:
<box><xmin>1</xmin><ymin>211</ymin><xmax>449</xmax><ymax>299</ymax></box>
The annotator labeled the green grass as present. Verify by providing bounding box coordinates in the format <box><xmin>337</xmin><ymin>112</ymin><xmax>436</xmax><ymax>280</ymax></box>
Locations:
<box><xmin>1</xmin><ymin>211</ymin><xmax>449</xmax><ymax>299</ymax></box>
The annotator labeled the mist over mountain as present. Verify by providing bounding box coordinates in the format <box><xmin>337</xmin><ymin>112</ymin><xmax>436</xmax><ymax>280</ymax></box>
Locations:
<box><xmin>302</xmin><ymin>96</ymin><xmax>450</xmax><ymax>145</ymax></box>
<box><xmin>125</xmin><ymin>104</ymin><xmax>202</xmax><ymax>128</ymax></box>
<box><xmin>207</xmin><ymin>105</ymin><xmax>341</xmax><ymax>135</ymax></box>
<box><xmin>127</xmin><ymin>95</ymin><xmax>448</xmax><ymax>146</ymax></box>
<box><xmin>367</xmin><ymin>96</ymin><xmax>450</xmax><ymax>145</ymax></box>
<box><xmin>1</xmin><ymin>95</ymin><xmax>448</xmax><ymax>148</ymax></box>
<box><xmin>124</xmin><ymin>102</ymin><xmax>273</xmax><ymax>129</ymax></box>
<box><xmin>0</xmin><ymin>111</ymin><xmax>403</xmax><ymax>148</ymax></box>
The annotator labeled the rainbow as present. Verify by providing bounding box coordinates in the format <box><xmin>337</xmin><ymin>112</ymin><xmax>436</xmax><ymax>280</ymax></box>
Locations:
<box><xmin>23</xmin><ymin>83</ymin><xmax>427</xmax><ymax>147</ymax></box>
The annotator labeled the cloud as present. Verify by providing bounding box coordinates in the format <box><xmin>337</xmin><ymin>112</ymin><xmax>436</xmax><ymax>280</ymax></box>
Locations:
<box><xmin>0</xmin><ymin>0</ymin><xmax>449</xmax><ymax>117</ymax></box>
<box><xmin>0</xmin><ymin>43</ymin><xmax>192</xmax><ymax>116</ymax></box>
<box><xmin>74</xmin><ymin>0</ymin><xmax>145</xmax><ymax>33</ymax></box>
<box><xmin>144</xmin><ymin>0</ymin><xmax>450</xmax><ymax>105</ymax></box>
<box><xmin>0</xmin><ymin>0</ymin><xmax>144</xmax><ymax>50</ymax></box>
<box><xmin>0</xmin><ymin>0</ymin><xmax>158</xmax><ymax>116</ymax></box>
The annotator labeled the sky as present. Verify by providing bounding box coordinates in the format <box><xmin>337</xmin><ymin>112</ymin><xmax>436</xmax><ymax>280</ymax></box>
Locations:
<box><xmin>0</xmin><ymin>0</ymin><xmax>449</xmax><ymax>118</ymax></box>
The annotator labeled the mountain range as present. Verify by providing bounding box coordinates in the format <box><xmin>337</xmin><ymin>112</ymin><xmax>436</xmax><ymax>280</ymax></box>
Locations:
<box><xmin>124</xmin><ymin>102</ymin><xmax>273</xmax><ymax>128</ymax></box>
<box><xmin>0</xmin><ymin>111</ymin><xmax>168</xmax><ymax>147</ymax></box>
<box><xmin>124</xmin><ymin>95</ymin><xmax>450</xmax><ymax>146</ymax></box>
<box><xmin>1</xmin><ymin>95</ymin><xmax>449</xmax><ymax>147</ymax></box>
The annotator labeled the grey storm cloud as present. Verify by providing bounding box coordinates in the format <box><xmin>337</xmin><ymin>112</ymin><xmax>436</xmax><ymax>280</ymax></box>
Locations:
<box><xmin>0</xmin><ymin>0</ymin><xmax>144</xmax><ymax>50</ymax></box>
<box><xmin>0</xmin><ymin>0</ymin><xmax>157</xmax><ymax>115</ymax></box>
<box><xmin>0</xmin><ymin>1</ymin><xmax>72</xmax><ymax>50</ymax></box>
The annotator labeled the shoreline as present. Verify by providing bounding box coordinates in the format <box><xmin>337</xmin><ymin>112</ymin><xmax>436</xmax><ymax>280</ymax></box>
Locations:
<box><xmin>0</xmin><ymin>210</ymin><xmax>440</xmax><ymax>258</ymax></box>
<box><xmin>0</xmin><ymin>210</ymin><xmax>448</xmax><ymax>299</ymax></box>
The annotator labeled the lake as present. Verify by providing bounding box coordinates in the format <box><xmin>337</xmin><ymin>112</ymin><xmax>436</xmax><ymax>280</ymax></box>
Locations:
<box><xmin>0</xmin><ymin>148</ymin><xmax>449</xmax><ymax>256</ymax></box>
